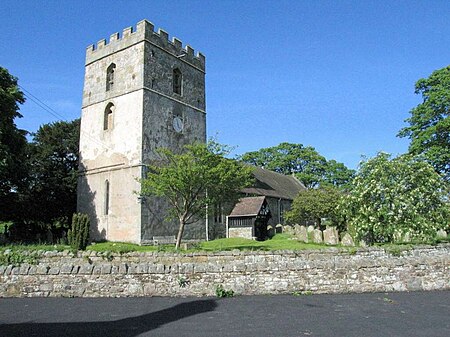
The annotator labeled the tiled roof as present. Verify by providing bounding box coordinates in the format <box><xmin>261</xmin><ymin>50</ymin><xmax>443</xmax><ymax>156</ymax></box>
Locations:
<box><xmin>242</xmin><ymin>166</ymin><xmax>305</xmax><ymax>200</ymax></box>
<box><xmin>229</xmin><ymin>196</ymin><xmax>266</xmax><ymax>217</ymax></box>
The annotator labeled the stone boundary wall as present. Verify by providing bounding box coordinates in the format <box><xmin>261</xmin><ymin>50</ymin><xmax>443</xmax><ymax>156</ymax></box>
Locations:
<box><xmin>1</xmin><ymin>245</ymin><xmax>449</xmax><ymax>297</ymax></box>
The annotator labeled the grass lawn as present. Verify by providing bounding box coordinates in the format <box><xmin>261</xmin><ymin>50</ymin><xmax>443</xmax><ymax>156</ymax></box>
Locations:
<box><xmin>1</xmin><ymin>233</ymin><xmax>447</xmax><ymax>256</ymax></box>
<box><xmin>84</xmin><ymin>234</ymin><xmax>329</xmax><ymax>253</ymax></box>
<box><xmin>199</xmin><ymin>234</ymin><xmax>327</xmax><ymax>251</ymax></box>
<box><xmin>86</xmin><ymin>234</ymin><xmax>330</xmax><ymax>253</ymax></box>
<box><xmin>87</xmin><ymin>241</ymin><xmax>161</xmax><ymax>253</ymax></box>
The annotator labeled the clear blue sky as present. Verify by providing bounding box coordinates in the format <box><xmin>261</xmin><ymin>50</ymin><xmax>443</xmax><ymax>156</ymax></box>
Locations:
<box><xmin>1</xmin><ymin>0</ymin><xmax>449</xmax><ymax>169</ymax></box>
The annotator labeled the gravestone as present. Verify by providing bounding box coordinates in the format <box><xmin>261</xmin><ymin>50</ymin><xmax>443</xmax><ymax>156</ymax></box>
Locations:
<box><xmin>436</xmin><ymin>229</ymin><xmax>447</xmax><ymax>239</ymax></box>
<box><xmin>297</xmin><ymin>226</ymin><xmax>308</xmax><ymax>243</ymax></box>
<box><xmin>341</xmin><ymin>233</ymin><xmax>354</xmax><ymax>246</ymax></box>
<box><xmin>312</xmin><ymin>229</ymin><xmax>323</xmax><ymax>243</ymax></box>
<box><xmin>323</xmin><ymin>227</ymin><xmax>339</xmax><ymax>245</ymax></box>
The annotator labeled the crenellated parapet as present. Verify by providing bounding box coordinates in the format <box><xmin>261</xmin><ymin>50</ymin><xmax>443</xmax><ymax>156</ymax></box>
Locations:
<box><xmin>85</xmin><ymin>19</ymin><xmax>205</xmax><ymax>70</ymax></box>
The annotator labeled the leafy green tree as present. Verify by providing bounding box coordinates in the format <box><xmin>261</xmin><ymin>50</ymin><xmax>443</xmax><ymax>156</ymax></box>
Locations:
<box><xmin>341</xmin><ymin>153</ymin><xmax>450</xmax><ymax>244</ymax></box>
<box><xmin>398</xmin><ymin>65</ymin><xmax>450</xmax><ymax>180</ymax></box>
<box><xmin>240</xmin><ymin>142</ymin><xmax>354</xmax><ymax>188</ymax></box>
<box><xmin>141</xmin><ymin>141</ymin><xmax>254</xmax><ymax>249</ymax></box>
<box><xmin>322</xmin><ymin>160</ymin><xmax>355</xmax><ymax>190</ymax></box>
<box><xmin>0</xmin><ymin>67</ymin><xmax>28</xmax><ymax>221</ymax></box>
<box><xmin>284</xmin><ymin>186</ymin><xmax>344</xmax><ymax>230</ymax></box>
<box><xmin>25</xmin><ymin>119</ymin><xmax>80</xmax><ymax>227</ymax></box>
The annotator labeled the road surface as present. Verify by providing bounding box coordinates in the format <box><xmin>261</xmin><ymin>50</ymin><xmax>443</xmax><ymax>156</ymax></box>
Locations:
<box><xmin>1</xmin><ymin>291</ymin><xmax>449</xmax><ymax>336</ymax></box>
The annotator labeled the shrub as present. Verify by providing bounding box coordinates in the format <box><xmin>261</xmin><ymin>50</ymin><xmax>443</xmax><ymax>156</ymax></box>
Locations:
<box><xmin>68</xmin><ymin>213</ymin><xmax>90</xmax><ymax>250</ymax></box>
<box><xmin>285</xmin><ymin>186</ymin><xmax>345</xmax><ymax>231</ymax></box>
<box><xmin>341</xmin><ymin>153</ymin><xmax>450</xmax><ymax>244</ymax></box>
<box><xmin>215</xmin><ymin>284</ymin><xmax>234</xmax><ymax>298</ymax></box>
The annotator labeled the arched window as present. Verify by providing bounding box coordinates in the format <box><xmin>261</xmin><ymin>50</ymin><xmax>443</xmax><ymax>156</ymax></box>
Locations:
<box><xmin>106</xmin><ymin>63</ymin><xmax>116</xmax><ymax>91</ymax></box>
<box><xmin>173</xmin><ymin>68</ymin><xmax>182</xmax><ymax>95</ymax></box>
<box><xmin>104</xmin><ymin>179</ymin><xmax>110</xmax><ymax>215</ymax></box>
<box><xmin>104</xmin><ymin>103</ymin><xmax>114</xmax><ymax>130</ymax></box>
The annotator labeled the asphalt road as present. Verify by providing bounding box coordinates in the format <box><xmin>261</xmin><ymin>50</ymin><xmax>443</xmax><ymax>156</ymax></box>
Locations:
<box><xmin>1</xmin><ymin>291</ymin><xmax>449</xmax><ymax>337</ymax></box>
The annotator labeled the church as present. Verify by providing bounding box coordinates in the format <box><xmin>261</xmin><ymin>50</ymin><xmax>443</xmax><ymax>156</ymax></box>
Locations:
<box><xmin>77</xmin><ymin>20</ymin><xmax>303</xmax><ymax>244</ymax></box>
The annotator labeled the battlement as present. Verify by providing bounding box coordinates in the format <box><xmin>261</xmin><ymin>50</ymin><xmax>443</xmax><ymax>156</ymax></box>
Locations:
<box><xmin>85</xmin><ymin>20</ymin><xmax>205</xmax><ymax>70</ymax></box>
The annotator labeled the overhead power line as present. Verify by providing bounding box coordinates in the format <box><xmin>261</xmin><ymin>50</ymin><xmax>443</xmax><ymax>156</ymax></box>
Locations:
<box><xmin>19</xmin><ymin>85</ymin><xmax>113</xmax><ymax>151</ymax></box>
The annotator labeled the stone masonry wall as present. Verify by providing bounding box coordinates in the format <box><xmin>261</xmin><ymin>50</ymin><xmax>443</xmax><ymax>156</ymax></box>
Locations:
<box><xmin>1</xmin><ymin>245</ymin><xmax>448</xmax><ymax>297</ymax></box>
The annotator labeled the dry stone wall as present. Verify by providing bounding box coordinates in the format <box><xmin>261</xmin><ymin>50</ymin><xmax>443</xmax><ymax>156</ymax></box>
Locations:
<box><xmin>1</xmin><ymin>245</ymin><xmax>449</xmax><ymax>297</ymax></box>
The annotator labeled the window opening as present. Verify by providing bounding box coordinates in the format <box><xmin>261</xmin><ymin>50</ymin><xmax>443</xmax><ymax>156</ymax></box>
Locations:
<box><xmin>106</xmin><ymin>63</ymin><xmax>116</xmax><ymax>91</ymax></box>
<box><xmin>104</xmin><ymin>180</ymin><xmax>110</xmax><ymax>215</ymax></box>
<box><xmin>173</xmin><ymin>68</ymin><xmax>182</xmax><ymax>95</ymax></box>
<box><xmin>104</xmin><ymin>103</ymin><xmax>114</xmax><ymax>130</ymax></box>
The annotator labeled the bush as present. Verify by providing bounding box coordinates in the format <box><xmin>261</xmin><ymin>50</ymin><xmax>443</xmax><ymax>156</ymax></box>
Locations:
<box><xmin>341</xmin><ymin>153</ymin><xmax>450</xmax><ymax>244</ymax></box>
<box><xmin>68</xmin><ymin>213</ymin><xmax>90</xmax><ymax>250</ymax></box>
<box><xmin>285</xmin><ymin>186</ymin><xmax>345</xmax><ymax>231</ymax></box>
<box><xmin>215</xmin><ymin>284</ymin><xmax>234</xmax><ymax>298</ymax></box>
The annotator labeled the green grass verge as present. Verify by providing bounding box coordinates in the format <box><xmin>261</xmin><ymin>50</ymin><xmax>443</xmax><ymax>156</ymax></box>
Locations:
<box><xmin>198</xmin><ymin>234</ymin><xmax>327</xmax><ymax>251</ymax></box>
<box><xmin>2</xmin><ymin>232</ymin><xmax>447</xmax><ymax>257</ymax></box>
<box><xmin>86</xmin><ymin>242</ymin><xmax>161</xmax><ymax>253</ymax></box>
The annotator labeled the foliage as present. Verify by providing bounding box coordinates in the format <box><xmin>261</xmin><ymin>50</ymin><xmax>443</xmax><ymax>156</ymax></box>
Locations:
<box><xmin>240</xmin><ymin>142</ymin><xmax>354</xmax><ymax>188</ymax></box>
<box><xmin>215</xmin><ymin>284</ymin><xmax>234</xmax><ymax>298</ymax></box>
<box><xmin>177</xmin><ymin>276</ymin><xmax>190</xmax><ymax>288</ymax></box>
<box><xmin>0</xmin><ymin>243</ymin><xmax>70</xmax><ymax>266</ymax></box>
<box><xmin>0</xmin><ymin>250</ymin><xmax>39</xmax><ymax>266</ymax></box>
<box><xmin>284</xmin><ymin>186</ymin><xmax>344</xmax><ymax>230</ymax></box>
<box><xmin>0</xmin><ymin>67</ymin><xmax>28</xmax><ymax>221</ymax></box>
<box><xmin>341</xmin><ymin>153</ymin><xmax>450</xmax><ymax>244</ymax></box>
<box><xmin>25</xmin><ymin>119</ymin><xmax>80</xmax><ymax>227</ymax></box>
<box><xmin>398</xmin><ymin>65</ymin><xmax>450</xmax><ymax>181</ymax></box>
<box><xmin>68</xmin><ymin>213</ymin><xmax>90</xmax><ymax>250</ymax></box>
<box><xmin>141</xmin><ymin>141</ymin><xmax>254</xmax><ymax>249</ymax></box>
<box><xmin>0</xmin><ymin>221</ymin><xmax>12</xmax><ymax>234</ymax></box>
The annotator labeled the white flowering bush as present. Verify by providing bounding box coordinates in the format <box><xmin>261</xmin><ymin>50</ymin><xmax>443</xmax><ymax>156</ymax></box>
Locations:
<box><xmin>341</xmin><ymin>153</ymin><xmax>450</xmax><ymax>244</ymax></box>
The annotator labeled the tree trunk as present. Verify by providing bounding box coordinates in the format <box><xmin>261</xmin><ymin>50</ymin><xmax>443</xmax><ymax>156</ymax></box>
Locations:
<box><xmin>175</xmin><ymin>218</ymin><xmax>186</xmax><ymax>250</ymax></box>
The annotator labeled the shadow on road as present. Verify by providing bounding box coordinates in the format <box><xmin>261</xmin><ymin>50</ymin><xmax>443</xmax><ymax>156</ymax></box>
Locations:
<box><xmin>0</xmin><ymin>299</ymin><xmax>217</xmax><ymax>337</ymax></box>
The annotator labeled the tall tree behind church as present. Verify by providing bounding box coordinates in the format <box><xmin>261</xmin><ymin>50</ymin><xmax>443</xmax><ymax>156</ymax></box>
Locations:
<box><xmin>25</xmin><ymin>119</ymin><xmax>80</xmax><ymax>227</ymax></box>
<box><xmin>0</xmin><ymin>67</ymin><xmax>28</xmax><ymax>221</ymax></box>
<box><xmin>240</xmin><ymin>142</ymin><xmax>354</xmax><ymax>189</ymax></box>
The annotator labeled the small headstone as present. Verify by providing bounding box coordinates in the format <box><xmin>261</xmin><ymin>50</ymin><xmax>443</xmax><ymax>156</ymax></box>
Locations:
<box><xmin>46</xmin><ymin>230</ymin><xmax>53</xmax><ymax>244</ymax></box>
<box><xmin>275</xmin><ymin>224</ymin><xmax>283</xmax><ymax>234</ymax></box>
<box><xmin>323</xmin><ymin>227</ymin><xmax>339</xmax><ymax>245</ymax></box>
<box><xmin>341</xmin><ymin>233</ymin><xmax>355</xmax><ymax>246</ymax></box>
<box><xmin>436</xmin><ymin>229</ymin><xmax>447</xmax><ymax>239</ymax></box>
<box><xmin>297</xmin><ymin>226</ymin><xmax>308</xmax><ymax>243</ymax></box>
<box><xmin>283</xmin><ymin>225</ymin><xmax>293</xmax><ymax>235</ymax></box>
<box><xmin>402</xmin><ymin>231</ymin><xmax>411</xmax><ymax>243</ymax></box>
<box><xmin>293</xmin><ymin>224</ymin><xmax>302</xmax><ymax>237</ymax></box>
<box><xmin>267</xmin><ymin>225</ymin><xmax>274</xmax><ymax>238</ymax></box>
<box><xmin>307</xmin><ymin>225</ymin><xmax>315</xmax><ymax>233</ymax></box>
<box><xmin>393</xmin><ymin>231</ymin><xmax>402</xmax><ymax>243</ymax></box>
<box><xmin>312</xmin><ymin>229</ymin><xmax>323</xmax><ymax>243</ymax></box>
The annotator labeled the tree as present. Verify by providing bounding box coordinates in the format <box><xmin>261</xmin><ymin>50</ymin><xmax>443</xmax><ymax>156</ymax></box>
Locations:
<box><xmin>284</xmin><ymin>186</ymin><xmax>344</xmax><ymax>230</ymax></box>
<box><xmin>398</xmin><ymin>65</ymin><xmax>450</xmax><ymax>180</ymax></box>
<box><xmin>25</xmin><ymin>119</ymin><xmax>80</xmax><ymax>227</ymax></box>
<box><xmin>140</xmin><ymin>141</ymin><xmax>254</xmax><ymax>249</ymax></box>
<box><xmin>322</xmin><ymin>160</ymin><xmax>355</xmax><ymax>190</ymax></box>
<box><xmin>240</xmin><ymin>142</ymin><xmax>354</xmax><ymax>188</ymax></box>
<box><xmin>0</xmin><ymin>67</ymin><xmax>27</xmax><ymax>220</ymax></box>
<box><xmin>341</xmin><ymin>153</ymin><xmax>450</xmax><ymax>244</ymax></box>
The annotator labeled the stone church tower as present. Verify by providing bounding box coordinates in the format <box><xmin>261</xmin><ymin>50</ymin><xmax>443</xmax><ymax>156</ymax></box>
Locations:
<box><xmin>77</xmin><ymin>20</ymin><xmax>206</xmax><ymax>243</ymax></box>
